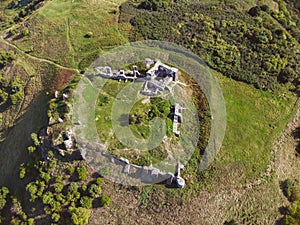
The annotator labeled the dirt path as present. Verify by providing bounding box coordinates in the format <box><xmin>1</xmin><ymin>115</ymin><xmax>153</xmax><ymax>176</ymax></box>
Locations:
<box><xmin>0</xmin><ymin>2</ymin><xmax>79</xmax><ymax>188</ymax></box>
<box><xmin>0</xmin><ymin>36</ymin><xmax>79</xmax><ymax>73</ymax></box>
<box><xmin>0</xmin><ymin>0</ymin><xmax>77</xmax><ymax>72</ymax></box>
<box><xmin>273</xmin><ymin>102</ymin><xmax>300</xmax><ymax>181</ymax></box>
<box><xmin>66</xmin><ymin>17</ymin><xmax>76</xmax><ymax>66</ymax></box>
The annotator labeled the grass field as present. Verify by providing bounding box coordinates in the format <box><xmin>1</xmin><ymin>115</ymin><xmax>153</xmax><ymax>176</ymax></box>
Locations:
<box><xmin>93</xmin><ymin>75</ymin><xmax>201</xmax><ymax>167</ymax></box>
<box><xmin>94</xmin><ymin>79</ymin><xmax>129</xmax><ymax>142</ymax></box>
<box><xmin>88</xmin><ymin>70</ymin><xmax>299</xmax><ymax>225</ymax></box>
<box><xmin>214</xmin><ymin>71</ymin><xmax>297</xmax><ymax>181</ymax></box>
<box><xmin>144</xmin><ymin>70</ymin><xmax>298</xmax><ymax>197</ymax></box>
<box><xmin>5</xmin><ymin>0</ymin><xmax>129</xmax><ymax>68</ymax></box>
<box><xmin>0</xmin><ymin>0</ymin><xmax>262</xmax><ymax>70</ymax></box>
<box><xmin>0</xmin><ymin>0</ymin><xmax>298</xmax><ymax>223</ymax></box>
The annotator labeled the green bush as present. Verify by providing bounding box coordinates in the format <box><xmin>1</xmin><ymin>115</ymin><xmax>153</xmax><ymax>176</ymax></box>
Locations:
<box><xmin>55</xmin><ymin>175</ymin><xmax>63</xmax><ymax>183</ymax></box>
<box><xmin>89</xmin><ymin>184</ymin><xmax>102</xmax><ymax>198</ymax></box>
<box><xmin>27</xmin><ymin>218</ymin><xmax>35</xmax><ymax>225</ymax></box>
<box><xmin>54</xmin><ymin>183</ymin><xmax>64</xmax><ymax>193</ymax></box>
<box><xmin>282</xmin><ymin>179</ymin><xmax>300</xmax><ymax>202</ymax></box>
<box><xmin>284</xmin><ymin>201</ymin><xmax>300</xmax><ymax>225</ymax></box>
<box><xmin>31</xmin><ymin>133</ymin><xmax>39</xmax><ymax>146</ymax></box>
<box><xmin>100</xmin><ymin>195</ymin><xmax>111</xmax><ymax>207</ymax></box>
<box><xmin>68</xmin><ymin>207</ymin><xmax>91</xmax><ymax>225</ymax></box>
<box><xmin>84</xmin><ymin>32</ymin><xmax>93</xmax><ymax>38</ymax></box>
<box><xmin>40</xmin><ymin>172</ymin><xmax>51</xmax><ymax>183</ymax></box>
<box><xmin>23</xmin><ymin>28</ymin><xmax>29</xmax><ymax>36</ymax></box>
<box><xmin>67</xmin><ymin>166</ymin><xmax>75</xmax><ymax>175</ymax></box>
<box><xmin>96</xmin><ymin>178</ymin><xmax>104</xmax><ymax>186</ymax></box>
<box><xmin>249</xmin><ymin>6</ymin><xmax>261</xmax><ymax>17</ymax></box>
<box><xmin>166</xmin><ymin>117</ymin><xmax>173</xmax><ymax>137</ymax></box>
<box><xmin>26</xmin><ymin>182</ymin><xmax>38</xmax><ymax>201</ymax></box>
<box><xmin>127</xmin><ymin>1</ymin><xmax>300</xmax><ymax>91</ymax></box>
<box><xmin>0</xmin><ymin>186</ymin><xmax>9</xmax><ymax>210</ymax></box>
<box><xmin>42</xmin><ymin>191</ymin><xmax>54</xmax><ymax>206</ymax></box>
<box><xmin>224</xmin><ymin>219</ymin><xmax>240</xmax><ymax>225</ymax></box>
<box><xmin>51</xmin><ymin>213</ymin><xmax>60</xmax><ymax>223</ymax></box>
<box><xmin>27</xmin><ymin>146</ymin><xmax>36</xmax><ymax>153</ymax></box>
<box><xmin>19</xmin><ymin>164</ymin><xmax>26</xmax><ymax>179</ymax></box>
<box><xmin>82</xmin><ymin>185</ymin><xmax>87</xmax><ymax>192</ymax></box>
<box><xmin>10</xmin><ymin>91</ymin><xmax>23</xmax><ymax>105</ymax></box>
<box><xmin>138</xmin><ymin>0</ymin><xmax>172</xmax><ymax>11</ymax></box>
<box><xmin>80</xmin><ymin>196</ymin><xmax>93</xmax><ymax>209</ymax></box>
<box><xmin>77</xmin><ymin>166</ymin><xmax>87</xmax><ymax>181</ymax></box>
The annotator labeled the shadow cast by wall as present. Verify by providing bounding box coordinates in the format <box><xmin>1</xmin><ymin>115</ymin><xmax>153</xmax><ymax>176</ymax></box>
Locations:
<box><xmin>0</xmin><ymin>93</ymin><xmax>50</xmax><ymax>189</ymax></box>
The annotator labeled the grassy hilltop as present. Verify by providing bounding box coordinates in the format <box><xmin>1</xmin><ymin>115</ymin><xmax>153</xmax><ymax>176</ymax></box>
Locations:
<box><xmin>0</xmin><ymin>0</ymin><xmax>299</xmax><ymax>224</ymax></box>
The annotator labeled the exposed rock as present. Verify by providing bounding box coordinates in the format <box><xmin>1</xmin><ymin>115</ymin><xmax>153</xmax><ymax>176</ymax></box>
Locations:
<box><xmin>54</xmin><ymin>90</ymin><xmax>59</xmax><ymax>98</ymax></box>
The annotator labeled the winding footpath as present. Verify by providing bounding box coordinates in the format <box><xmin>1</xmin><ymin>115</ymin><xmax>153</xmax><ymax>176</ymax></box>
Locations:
<box><xmin>0</xmin><ymin>35</ymin><xmax>79</xmax><ymax>73</ymax></box>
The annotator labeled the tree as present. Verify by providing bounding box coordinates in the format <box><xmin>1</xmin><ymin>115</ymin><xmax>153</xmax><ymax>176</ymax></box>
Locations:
<box><xmin>23</xmin><ymin>28</ymin><xmax>29</xmax><ymax>36</ymax></box>
<box><xmin>19</xmin><ymin>164</ymin><xmax>26</xmax><ymax>179</ymax></box>
<box><xmin>51</xmin><ymin>201</ymin><xmax>62</xmax><ymax>213</ymax></box>
<box><xmin>68</xmin><ymin>182</ymin><xmax>79</xmax><ymax>193</ymax></box>
<box><xmin>80</xmin><ymin>196</ymin><xmax>93</xmax><ymax>209</ymax></box>
<box><xmin>1</xmin><ymin>187</ymin><xmax>9</xmax><ymax>196</ymax></box>
<box><xmin>10</xmin><ymin>91</ymin><xmax>23</xmax><ymax>105</ymax></box>
<box><xmin>77</xmin><ymin>166</ymin><xmax>87</xmax><ymax>181</ymax></box>
<box><xmin>55</xmin><ymin>175</ymin><xmax>63</xmax><ymax>183</ymax></box>
<box><xmin>0</xmin><ymin>187</ymin><xmax>9</xmax><ymax>210</ymax></box>
<box><xmin>27</xmin><ymin>218</ymin><xmax>35</xmax><ymax>225</ymax></box>
<box><xmin>67</xmin><ymin>182</ymin><xmax>81</xmax><ymax>203</ymax></box>
<box><xmin>82</xmin><ymin>185</ymin><xmax>87</xmax><ymax>192</ymax></box>
<box><xmin>248</xmin><ymin>6</ymin><xmax>261</xmax><ymax>17</ymax></box>
<box><xmin>10</xmin><ymin>217</ymin><xmax>23</xmax><ymax>225</ymax></box>
<box><xmin>54</xmin><ymin>183</ymin><xmax>64</xmax><ymax>193</ymax></box>
<box><xmin>284</xmin><ymin>201</ymin><xmax>300</xmax><ymax>224</ymax></box>
<box><xmin>138</xmin><ymin>0</ymin><xmax>172</xmax><ymax>11</ymax></box>
<box><xmin>96</xmin><ymin>178</ymin><xmax>104</xmax><ymax>186</ymax></box>
<box><xmin>42</xmin><ymin>191</ymin><xmax>55</xmax><ymax>206</ymax></box>
<box><xmin>67</xmin><ymin>166</ymin><xmax>75</xmax><ymax>175</ymax></box>
<box><xmin>40</xmin><ymin>171</ymin><xmax>51</xmax><ymax>183</ymax></box>
<box><xmin>89</xmin><ymin>184</ymin><xmax>102</xmax><ymax>198</ymax></box>
<box><xmin>27</xmin><ymin>146</ymin><xmax>36</xmax><ymax>153</ymax></box>
<box><xmin>56</xmin><ymin>193</ymin><xmax>65</xmax><ymax>204</ymax></box>
<box><xmin>282</xmin><ymin>179</ymin><xmax>300</xmax><ymax>202</ymax></box>
<box><xmin>26</xmin><ymin>182</ymin><xmax>38</xmax><ymax>201</ymax></box>
<box><xmin>68</xmin><ymin>207</ymin><xmax>91</xmax><ymax>225</ymax></box>
<box><xmin>51</xmin><ymin>213</ymin><xmax>60</xmax><ymax>223</ymax></box>
<box><xmin>31</xmin><ymin>133</ymin><xmax>39</xmax><ymax>146</ymax></box>
<box><xmin>100</xmin><ymin>195</ymin><xmax>111</xmax><ymax>207</ymax></box>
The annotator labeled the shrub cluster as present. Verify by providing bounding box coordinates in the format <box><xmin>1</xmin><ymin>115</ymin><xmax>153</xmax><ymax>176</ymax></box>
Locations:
<box><xmin>282</xmin><ymin>179</ymin><xmax>300</xmax><ymax>224</ymax></box>
<box><xmin>125</xmin><ymin>0</ymin><xmax>300</xmax><ymax>91</ymax></box>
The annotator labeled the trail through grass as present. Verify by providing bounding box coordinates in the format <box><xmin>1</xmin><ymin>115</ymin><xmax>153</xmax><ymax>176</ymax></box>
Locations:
<box><xmin>7</xmin><ymin>0</ymin><xmax>129</xmax><ymax>68</ymax></box>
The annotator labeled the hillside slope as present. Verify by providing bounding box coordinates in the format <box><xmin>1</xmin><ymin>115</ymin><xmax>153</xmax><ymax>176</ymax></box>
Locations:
<box><xmin>0</xmin><ymin>0</ymin><xmax>299</xmax><ymax>224</ymax></box>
